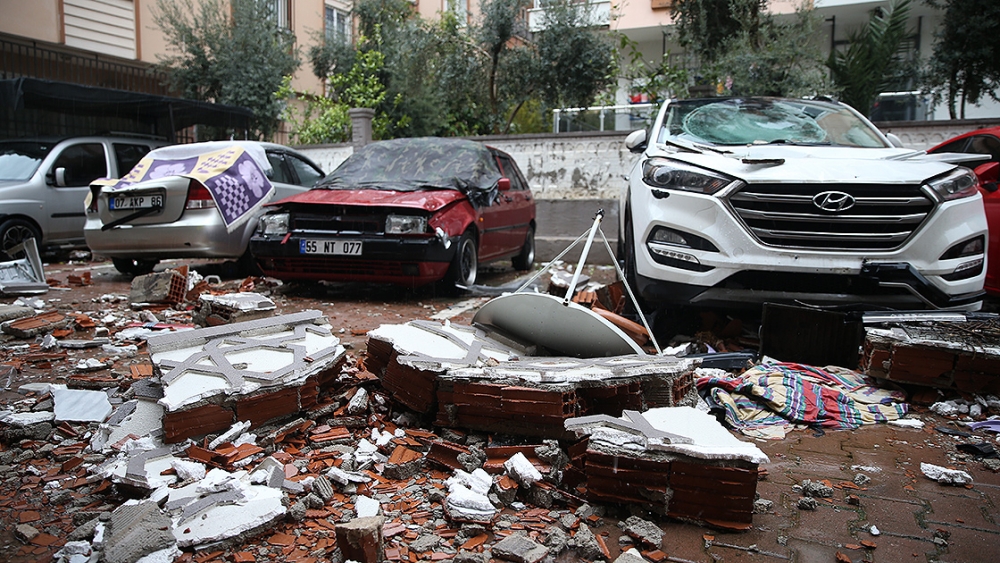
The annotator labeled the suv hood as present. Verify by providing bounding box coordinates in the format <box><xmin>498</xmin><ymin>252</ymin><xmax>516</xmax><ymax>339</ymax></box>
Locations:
<box><xmin>654</xmin><ymin>144</ymin><xmax>960</xmax><ymax>184</ymax></box>
<box><xmin>276</xmin><ymin>188</ymin><xmax>467</xmax><ymax>212</ymax></box>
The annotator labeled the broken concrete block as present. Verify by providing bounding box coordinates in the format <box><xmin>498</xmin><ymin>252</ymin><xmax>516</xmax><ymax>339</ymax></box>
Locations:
<box><xmin>437</xmin><ymin>353</ymin><xmax>698</xmax><ymax>438</ymax></box>
<box><xmin>863</xmin><ymin>321</ymin><xmax>1000</xmax><ymax>394</ymax></box>
<box><xmin>620</xmin><ymin>515</ymin><xmax>663</xmax><ymax>548</ymax></box>
<box><xmin>15</xmin><ymin>523</ymin><xmax>40</xmax><ymax>542</ymax></box>
<box><xmin>51</xmin><ymin>386</ymin><xmax>113</xmax><ymax>423</ymax></box>
<box><xmin>335</xmin><ymin>515</ymin><xmax>385</xmax><ymax>563</ymax></box>
<box><xmin>383</xmin><ymin>445</ymin><xmax>424</xmax><ymax>480</ymax></box>
<box><xmin>1</xmin><ymin>411</ymin><xmax>55</xmax><ymax>427</ymax></box>
<box><xmin>103</xmin><ymin>501</ymin><xmax>176</xmax><ymax>563</ymax></box>
<box><xmin>195</xmin><ymin>292</ymin><xmax>276</xmax><ymax>326</ymax></box>
<box><xmin>567</xmin><ymin>407</ymin><xmax>765</xmax><ymax>530</ymax></box>
<box><xmin>614</xmin><ymin>548</ymin><xmax>650</xmax><ymax>563</ymax></box>
<box><xmin>312</xmin><ymin>475</ymin><xmax>334</xmax><ymax>502</ymax></box>
<box><xmin>2</xmin><ymin>310</ymin><xmax>70</xmax><ymax>338</ymax></box>
<box><xmin>0</xmin><ymin>304</ymin><xmax>34</xmax><ymax>323</ymax></box>
<box><xmin>492</xmin><ymin>533</ymin><xmax>549</xmax><ymax>563</ymax></box>
<box><xmin>129</xmin><ymin>270</ymin><xmax>186</xmax><ymax>304</ymax></box>
<box><xmin>921</xmin><ymin>462</ymin><xmax>973</xmax><ymax>485</ymax></box>
<box><xmin>147</xmin><ymin>311</ymin><xmax>346</xmax><ymax>442</ymax></box>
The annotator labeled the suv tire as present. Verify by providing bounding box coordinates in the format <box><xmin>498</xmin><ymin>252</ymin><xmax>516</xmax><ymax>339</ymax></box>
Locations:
<box><xmin>512</xmin><ymin>226</ymin><xmax>535</xmax><ymax>271</ymax></box>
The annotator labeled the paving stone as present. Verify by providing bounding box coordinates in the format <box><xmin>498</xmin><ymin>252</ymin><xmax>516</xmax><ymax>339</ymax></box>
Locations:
<box><xmin>492</xmin><ymin>533</ymin><xmax>549</xmax><ymax>563</ymax></box>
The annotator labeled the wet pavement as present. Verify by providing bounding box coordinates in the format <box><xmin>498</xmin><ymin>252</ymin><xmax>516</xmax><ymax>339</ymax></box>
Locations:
<box><xmin>1</xmin><ymin>258</ymin><xmax>999</xmax><ymax>563</ymax></box>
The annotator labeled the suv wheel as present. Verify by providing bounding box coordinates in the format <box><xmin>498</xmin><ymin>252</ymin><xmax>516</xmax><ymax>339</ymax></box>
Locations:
<box><xmin>511</xmin><ymin>226</ymin><xmax>535</xmax><ymax>271</ymax></box>
<box><xmin>112</xmin><ymin>257</ymin><xmax>159</xmax><ymax>276</ymax></box>
<box><xmin>0</xmin><ymin>218</ymin><xmax>41</xmax><ymax>260</ymax></box>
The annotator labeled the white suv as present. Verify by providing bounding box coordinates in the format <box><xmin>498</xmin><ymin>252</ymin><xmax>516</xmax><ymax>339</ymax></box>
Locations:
<box><xmin>0</xmin><ymin>136</ymin><xmax>165</xmax><ymax>259</ymax></box>
<box><xmin>620</xmin><ymin>97</ymin><xmax>988</xmax><ymax>311</ymax></box>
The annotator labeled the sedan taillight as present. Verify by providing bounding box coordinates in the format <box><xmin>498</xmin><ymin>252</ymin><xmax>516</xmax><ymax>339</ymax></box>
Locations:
<box><xmin>185</xmin><ymin>180</ymin><xmax>216</xmax><ymax>210</ymax></box>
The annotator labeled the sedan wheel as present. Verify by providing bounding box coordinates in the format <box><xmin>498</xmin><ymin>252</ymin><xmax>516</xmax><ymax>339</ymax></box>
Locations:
<box><xmin>112</xmin><ymin>257</ymin><xmax>159</xmax><ymax>276</ymax></box>
<box><xmin>512</xmin><ymin>226</ymin><xmax>535</xmax><ymax>271</ymax></box>
<box><xmin>0</xmin><ymin>218</ymin><xmax>41</xmax><ymax>260</ymax></box>
<box><xmin>445</xmin><ymin>232</ymin><xmax>478</xmax><ymax>289</ymax></box>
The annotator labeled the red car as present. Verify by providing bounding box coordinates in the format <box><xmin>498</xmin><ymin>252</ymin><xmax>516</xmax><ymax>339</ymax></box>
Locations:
<box><xmin>250</xmin><ymin>137</ymin><xmax>536</xmax><ymax>289</ymax></box>
<box><xmin>928</xmin><ymin>128</ymin><xmax>1000</xmax><ymax>295</ymax></box>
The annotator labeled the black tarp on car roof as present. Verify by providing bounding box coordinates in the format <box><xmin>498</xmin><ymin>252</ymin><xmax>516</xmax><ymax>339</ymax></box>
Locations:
<box><xmin>316</xmin><ymin>137</ymin><xmax>502</xmax><ymax>207</ymax></box>
<box><xmin>0</xmin><ymin>77</ymin><xmax>253</xmax><ymax>141</ymax></box>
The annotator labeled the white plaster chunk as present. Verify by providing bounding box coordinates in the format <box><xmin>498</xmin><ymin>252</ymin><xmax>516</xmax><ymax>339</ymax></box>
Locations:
<box><xmin>208</xmin><ymin>420</ymin><xmax>252</xmax><ymax>450</ymax></box>
<box><xmin>199</xmin><ymin>292</ymin><xmax>275</xmax><ymax>312</ymax></box>
<box><xmin>135</xmin><ymin>545</ymin><xmax>182</xmax><ymax>563</ymax></box>
<box><xmin>222</xmin><ymin>347</ymin><xmax>294</xmax><ymax>374</ymax></box>
<box><xmin>197</xmin><ymin>468</ymin><xmax>249</xmax><ymax>495</ymax></box>
<box><xmin>326</xmin><ymin>465</ymin><xmax>371</xmax><ymax>486</ymax></box>
<box><xmin>628</xmin><ymin>407</ymin><xmax>768</xmax><ymax>464</ymax></box>
<box><xmin>504</xmin><ymin>452</ymin><xmax>542</xmax><ymax>487</ymax></box>
<box><xmin>355</xmin><ymin>495</ymin><xmax>380</xmax><ymax>518</ymax></box>
<box><xmin>368</xmin><ymin>323</ymin><xmax>475</xmax><ymax>360</ymax></box>
<box><xmin>446</xmin><ymin>469</ymin><xmax>492</xmax><ymax>497</ymax></box>
<box><xmin>171</xmin><ymin>459</ymin><xmax>206</xmax><ymax>481</ymax></box>
<box><xmin>172</xmin><ymin>485</ymin><xmax>285</xmax><ymax>548</ymax></box>
<box><xmin>1</xmin><ymin>411</ymin><xmax>55</xmax><ymax>427</ymax></box>
<box><xmin>889</xmin><ymin>417</ymin><xmax>925</xmax><ymax>429</ymax></box>
<box><xmin>158</xmin><ymin>371</ymin><xmax>231</xmax><ymax>412</ymax></box>
<box><xmin>920</xmin><ymin>462</ymin><xmax>973</xmax><ymax>485</ymax></box>
<box><xmin>98</xmin><ymin>399</ymin><xmax>164</xmax><ymax>453</ymax></box>
<box><xmin>52</xmin><ymin>386</ymin><xmax>113</xmax><ymax>423</ymax></box>
<box><xmin>446</xmin><ymin>483</ymin><xmax>496</xmax><ymax>521</ymax></box>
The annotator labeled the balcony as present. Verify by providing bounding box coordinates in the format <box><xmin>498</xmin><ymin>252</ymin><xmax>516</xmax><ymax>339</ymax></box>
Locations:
<box><xmin>528</xmin><ymin>1</ymin><xmax>611</xmax><ymax>33</ymax></box>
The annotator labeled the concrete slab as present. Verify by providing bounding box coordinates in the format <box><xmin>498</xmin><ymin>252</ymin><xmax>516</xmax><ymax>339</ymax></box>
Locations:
<box><xmin>51</xmin><ymin>386</ymin><xmax>113</xmax><ymax>423</ymax></box>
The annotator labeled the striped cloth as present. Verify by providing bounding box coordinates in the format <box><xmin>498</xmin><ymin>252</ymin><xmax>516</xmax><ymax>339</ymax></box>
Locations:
<box><xmin>697</xmin><ymin>361</ymin><xmax>908</xmax><ymax>434</ymax></box>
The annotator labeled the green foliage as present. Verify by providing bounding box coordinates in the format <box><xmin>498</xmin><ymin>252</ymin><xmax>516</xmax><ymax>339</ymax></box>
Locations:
<box><xmin>276</xmin><ymin>76</ymin><xmax>349</xmax><ymax>145</ymax></box>
<box><xmin>153</xmin><ymin>0</ymin><xmax>300</xmax><ymax>139</ymax></box>
<box><xmin>713</xmin><ymin>6</ymin><xmax>829</xmax><ymax>97</ymax></box>
<box><xmin>619</xmin><ymin>35</ymin><xmax>689</xmax><ymax>102</ymax></box>
<box><xmin>826</xmin><ymin>0</ymin><xmax>913</xmax><ymax>116</ymax></box>
<box><xmin>534</xmin><ymin>1</ymin><xmax>617</xmax><ymax>110</ymax></box>
<box><xmin>923</xmin><ymin>0</ymin><xmax>1000</xmax><ymax>119</ymax></box>
<box><xmin>672</xmin><ymin>0</ymin><xmax>766</xmax><ymax>63</ymax></box>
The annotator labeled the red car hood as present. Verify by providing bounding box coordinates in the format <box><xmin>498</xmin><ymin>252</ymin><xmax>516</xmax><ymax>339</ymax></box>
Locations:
<box><xmin>273</xmin><ymin>188</ymin><xmax>466</xmax><ymax>211</ymax></box>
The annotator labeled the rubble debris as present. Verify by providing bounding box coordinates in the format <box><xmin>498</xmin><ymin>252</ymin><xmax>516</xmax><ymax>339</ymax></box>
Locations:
<box><xmin>437</xmin><ymin>353</ymin><xmax>698</xmax><ymax>438</ymax></box>
<box><xmin>492</xmin><ymin>532</ymin><xmax>549</xmax><ymax>563</ymax></box>
<box><xmin>129</xmin><ymin>269</ymin><xmax>187</xmax><ymax>304</ymax></box>
<box><xmin>797</xmin><ymin>497</ymin><xmax>818</xmax><ymax>510</ymax></box>
<box><xmin>2</xmin><ymin>310</ymin><xmax>70</xmax><ymax>338</ymax></box>
<box><xmin>194</xmin><ymin>291</ymin><xmax>276</xmax><ymax>326</ymax></box>
<box><xmin>100</xmin><ymin>500</ymin><xmax>177</xmax><ymax>563</ymax></box>
<box><xmin>620</xmin><ymin>515</ymin><xmax>663</xmax><ymax>547</ymax></box>
<box><xmin>863</xmin><ymin>318</ymin><xmax>1000</xmax><ymax>394</ymax></box>
<box><xmin>0</xmin><ymin>238</ymin><xmax>48</xmax><ymax>295</ymax></box>
<box><xmin>920</xmin><ymin>462</ymin><xmax>973</xmax><ymax>486</ymax></box>
<box><xmin>698</xmin><ymin>361</ymin><xmax>908</xmax><ymax>439</ymax></box>
<box><xmin>567</xmin><ymin>407</ymin><xmax>766</xmax><ymax>530</ymax></box>
<box><xmin>335</xmin><ymin>515</ymin><xmax>385</xmax><ymax>563</ymax></box>
<box><xmin>147</xmin><ymin>310</ymin><xmax>346</xmax><ymax>442</ymax></box>
<box><xmin>51</xmin><ymin>385</ymin><xmax>113</xmax><ymax>422</ymax></box>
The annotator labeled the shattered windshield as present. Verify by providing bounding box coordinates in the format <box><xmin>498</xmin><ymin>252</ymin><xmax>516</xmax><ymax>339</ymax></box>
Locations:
<box><xmin>317</xmin><ymin>137</ymin><xmax>501</xmax><ymax>196</ymax></box>
<box><xmin>0</xmin><ymin>141</ymin><xmax>54</xmax><ymax>181</ymax></box>
<box><xmin>657</xmin><ymin>98</ymin><xmax>888</xmax><ymax>148</ymax></box>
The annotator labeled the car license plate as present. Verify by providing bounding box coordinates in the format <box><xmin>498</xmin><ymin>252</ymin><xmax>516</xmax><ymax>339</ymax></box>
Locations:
<box><xmin>300</xmin><ymin>239</ymin><xmax>363</xmax><ymax>255</ymax></box>
<box><xmin>110</xmin><ymin>194</ymin><xmax>163</xmax><ymax>210</ymax></box>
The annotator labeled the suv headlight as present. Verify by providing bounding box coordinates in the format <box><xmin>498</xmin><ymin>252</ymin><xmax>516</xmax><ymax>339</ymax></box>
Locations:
<box><xmin>641</xmin><ymin>157</ymin><xmax>735</xmax><ymax>195</ymax></box>
<box><xmin>258</xmin><ymin>212</ymin><xmax>289</xmax><ymax>235</ymax></box>
<box><xmin>386</xmin><ymin>215</ymin><xmax>427</xmax><ymax>234</ymax></box>
<box><xmin>925</xmin><ymin>167</ymin><xmax>979</xmax><ymax>201</ymax></box>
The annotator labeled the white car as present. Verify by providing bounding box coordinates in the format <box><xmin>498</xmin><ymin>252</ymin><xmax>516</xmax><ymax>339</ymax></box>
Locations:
<box><xmin>84</xmin><ymin>141</ymin><xmax>323</xmax><ymax>275</ymax></box>
<box><xmin>620</xmin><ymin>97</ymin><xmax>988</xmax><ymax>311</ymax></box>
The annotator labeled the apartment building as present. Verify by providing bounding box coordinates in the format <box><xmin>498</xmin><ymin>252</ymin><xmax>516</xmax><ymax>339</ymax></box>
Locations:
<box><xmin>0</xmin><ymin>0</ymin><xmax>992</xmax><ymax>140</ymax></box>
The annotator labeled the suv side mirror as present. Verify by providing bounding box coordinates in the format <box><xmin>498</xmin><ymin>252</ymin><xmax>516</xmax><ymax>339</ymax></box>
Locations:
<box><xmin>54</xmin><ymin>167</ymin><xmax>68</xmax><ymax>187</ymax></box>
<box><xmin>975</xmin><ymin>161</ymin><xmax>999</xmax><ymax>193</ymax></box>
<box><xmin>625</xmin><ymin>129</ymin><xmax>647</xmax><ymax>153</ymax></box>
<box><xmin>885</xmin><ymin>132</ymin><xmax>904</xmax><ymax>148</ymax></box>
<box><xmin>498</xmin><ymin>177</ymin><xmax>511</xmax><ymax>191</ymax></box>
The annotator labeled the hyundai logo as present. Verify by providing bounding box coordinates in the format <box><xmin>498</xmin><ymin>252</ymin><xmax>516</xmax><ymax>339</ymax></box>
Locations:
<box><xmin>813</xmin><ymin>191</ymin><xmax>856</xmax><ymax>212</ymax></box>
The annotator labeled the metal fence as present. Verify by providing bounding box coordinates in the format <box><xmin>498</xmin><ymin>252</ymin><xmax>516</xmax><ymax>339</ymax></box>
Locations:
<box><xmin>552</xmin><ymin>103</ymin><xmax>656</xmax><ymax>133</ymax></box>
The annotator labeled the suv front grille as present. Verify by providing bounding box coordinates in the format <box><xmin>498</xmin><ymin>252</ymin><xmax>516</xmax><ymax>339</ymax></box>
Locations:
<box><xmin>727</xmin><ymin>183</ymin><xmax>934</xmax><ymax>250</ymax></box>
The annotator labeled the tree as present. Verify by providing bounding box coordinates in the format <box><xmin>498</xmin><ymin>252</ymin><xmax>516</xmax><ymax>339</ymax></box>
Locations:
<box><xmin>826</xmin><ymin>0</ymin><xmax>912</xmax><ymax>116</ymax></box>
<box><xmin>672</xmin><ymin>0</ymin><xmax>766</xmax><ymax>64</ymax></box>
<box><xmin>924</xmin><ymin>0</ymin><xmax>1000</xmax><ymax>119</ymax></box>
<box><xmin>713</xmin><ymin>6</ymin><xmax>828</xmax><ymax>97</ymax></box>
<box><xmin>153</xmin><ymin>0</ymin><xmax>299</xmax><ymax>139</ymax></box>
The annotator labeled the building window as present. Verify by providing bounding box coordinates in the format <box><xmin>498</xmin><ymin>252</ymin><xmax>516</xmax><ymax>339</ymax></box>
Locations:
<box><xmin>269</xmin><ymin>0</ymin><xmax>291</xmax><ymax>29</ymax></box>
<box><xmin>325</xmin><ymin>5</ymin><xmax>351</xmax><ymax>44</ymax></box>
<box><xmin>448</xmin><ymin>0</ymin><xmax>468</xmax><ymax>26</ymax></box>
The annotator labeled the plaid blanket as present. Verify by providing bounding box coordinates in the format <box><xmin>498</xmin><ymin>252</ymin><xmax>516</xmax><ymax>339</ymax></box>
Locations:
<box><xmin>697</xmin><ymin>361</ymin><xmax>908</xmax><ymax>436</ymax></box>
<box><xmin>94</xmin><ymin>144</ymin><xmax>273</xmax><ymax>233</ymax></box>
